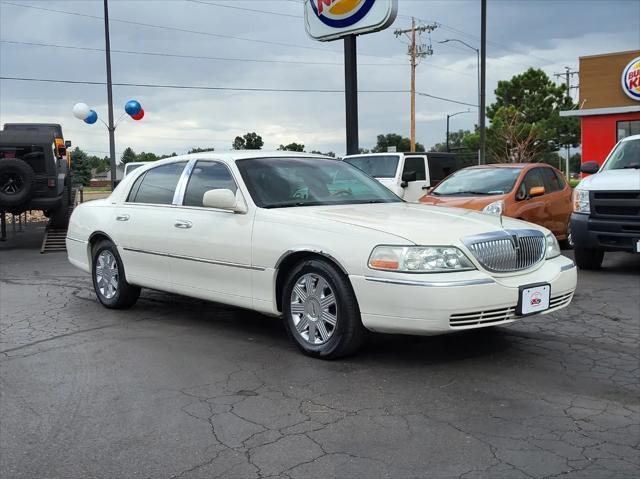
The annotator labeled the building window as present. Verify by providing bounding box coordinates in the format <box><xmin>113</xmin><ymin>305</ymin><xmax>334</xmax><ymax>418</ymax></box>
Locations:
<box><xmin>616</xmin><ymin>120</ymin><xmax>640</xmax><ymax>141</ymax></box>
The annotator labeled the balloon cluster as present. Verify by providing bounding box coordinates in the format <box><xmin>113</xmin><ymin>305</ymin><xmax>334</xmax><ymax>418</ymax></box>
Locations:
<box><xmin>72</xmin><ymin>103</ymin><xmax>98</xmax><ymax>124</ymax></box>
<box><xmin>125</xmin><ymin>100</ymin><xmax>144</xmax><ymax>121</ymax></box>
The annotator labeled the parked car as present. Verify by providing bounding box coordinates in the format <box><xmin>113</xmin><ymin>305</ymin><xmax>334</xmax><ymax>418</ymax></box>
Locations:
<box><xmin>571</xmin><ymin>134</ymin><xmax>640</xmax><ymax>269</ymax></box>
<box><xmin>342</xmin><ymin>152</ymin><xmax>458</xmax><ymax>202</ymax></box>
<box><xmin>0</xmin><ymin>124</ymin><xmax>72</xmax><ymax>228</ymax></box>
<box><xmin>66</xmin><ymin>152</ymin><xmax>576</xmax><ymax>359</ymax></box>
<box><xmin>419</xmin><ymin>163</ymin><xmax>573</xmax><ymax>245</ymax></box>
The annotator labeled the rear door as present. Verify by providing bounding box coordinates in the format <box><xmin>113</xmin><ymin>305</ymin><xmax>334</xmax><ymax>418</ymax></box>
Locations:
<box><xmin>540</xmin><ymin>167</ymin><xmax>570</xmax><ymax>236</ymax></box>
<box><xmin>111</xmin><ymin>161</ymin><xmax>188</xmax><ymax>289</ymax></box>
<box><xmin>401</xmin><ymin>156</ymin><xmax>429</xmax><ymax>202</ymax></box>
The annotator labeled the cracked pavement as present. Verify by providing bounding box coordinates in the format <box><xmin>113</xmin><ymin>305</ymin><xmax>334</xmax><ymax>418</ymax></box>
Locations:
<box><xmin>1</xmin><ymin>224</ymin><xmax>639</xmax><ymax>478</ymax></box>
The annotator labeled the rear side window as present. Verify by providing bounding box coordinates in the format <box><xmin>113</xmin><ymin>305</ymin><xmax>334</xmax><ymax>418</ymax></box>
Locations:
<box><xmin>127</xmin><ymin>161</ymin><xmax>187</xmax><ymax>204</ymax></box>
<box><xmin>402</xmin><ymin>157</ymin><xmax>426</xmax><ymax>181</ymax></box>
<box><xmin>183</xmin><ymin>161</ymin><xmax>237</xmax><ymax>207</ymax></box>
<box><xmin>343</xmin><ymin>155</ymin><xmax>399</xmax><ymax>178</ymax></box>
<box><xmin>541</xmin><ymin>167</ymin><xmax>562</xmax><ymax>193</ymax></box>
<box><xmin>426</xmin><ymin>155</ymin><xmax>458</xmax><ymax>186</ymax></box>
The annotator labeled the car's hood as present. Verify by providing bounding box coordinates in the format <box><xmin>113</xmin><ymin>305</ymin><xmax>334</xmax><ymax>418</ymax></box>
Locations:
<box><xmin>420</xmin><ymin>194</ymin><xmax>505</xmax><ymax>210</ymax></box>
<box><xmin>578</xmin><ymin>168</ymin><xmax>640</xmax><ymax>191</ymax></box>
<box><xmin>276</xmin><ymin>202</ymin><xmax>538</xmax><ymax>245</ymax></box>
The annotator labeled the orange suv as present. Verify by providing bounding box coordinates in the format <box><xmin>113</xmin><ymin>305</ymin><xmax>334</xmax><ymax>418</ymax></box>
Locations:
<box><xmin>419</xmin><ymin>163</ymin><xmax>573</xmax><ymax>244</ymax></box>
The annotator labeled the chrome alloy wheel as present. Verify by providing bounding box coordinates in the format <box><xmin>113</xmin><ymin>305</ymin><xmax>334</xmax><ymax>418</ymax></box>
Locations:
<box><xmin>95</xmin><ymin>250</ymin><xmax>119</xmax><ymax>299</ymax></box>
<box><xmin>290</xmin><ymin>273</ymin><xmax>337</xmax><ymax>345</ymax></box>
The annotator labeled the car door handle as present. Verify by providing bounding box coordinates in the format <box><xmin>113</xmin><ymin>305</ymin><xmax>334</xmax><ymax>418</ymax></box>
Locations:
<box><xmin>116</xmin><ymin>214</ymin><xmax>130</xmax><ymax>221</ymax></box>
<box><xmin>174</xmin><ymin>219</ymin><xmax>193</xmax><ymax>229</ymax></box>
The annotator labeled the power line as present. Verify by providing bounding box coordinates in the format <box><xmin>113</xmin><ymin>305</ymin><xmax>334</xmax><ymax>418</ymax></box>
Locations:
<box><xmin>184</xmin><ymin>0</ymin><xmax>303</xmax><ymax>18</ymax></box>
<box><xmin>0</xmin><ymin>76</ymin><xmax>478</xmax><ymax>107</ymax></box>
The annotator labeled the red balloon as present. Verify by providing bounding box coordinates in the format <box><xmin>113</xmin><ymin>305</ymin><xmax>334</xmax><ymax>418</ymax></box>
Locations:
<box><xmin>131</xmin><ymin>109</ymin><xmax>144</xmax><ymax>121</ymax></box>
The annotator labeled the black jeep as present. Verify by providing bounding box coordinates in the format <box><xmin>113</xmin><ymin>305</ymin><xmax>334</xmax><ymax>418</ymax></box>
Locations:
<box><xmin>0</xmin><ymin>124</ymin><xmax>72</xmax><ymax>228</ymax></box>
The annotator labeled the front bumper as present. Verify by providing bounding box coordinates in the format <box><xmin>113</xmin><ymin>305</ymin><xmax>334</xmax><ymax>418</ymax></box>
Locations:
<box><xmin>350</xmin><ymin>255</ymin><xmax>577</xmax><ymax>335</ymax></box>
<box><xmin>571</xmin><ymin>213</ymin><xmax>640</xmax><ymax>252</ymax></box>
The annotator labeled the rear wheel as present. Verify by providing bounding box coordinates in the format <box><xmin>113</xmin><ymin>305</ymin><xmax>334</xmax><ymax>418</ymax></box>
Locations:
<box><xmin>560</xmin><ymin>221</ymin><xmax>574</xmax><ymax>250</ymax></box>
<box><xmin>91</xmin><ymin>240</ymin><xmax>140</xmax><ymax>309</ymax></box>
<box><xmin>282</xmin><ymin>259</ymin><xmax>364</xmax><ymax>359</ymax></box>
<box><xmin>574</xmin><ymin>246</ymin><xmax>604</xmax><ymax>270</ymax></box>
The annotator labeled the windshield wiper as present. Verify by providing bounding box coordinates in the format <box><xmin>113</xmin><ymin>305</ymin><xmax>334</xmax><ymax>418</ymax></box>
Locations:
<box><xmin>440</xmin><ymin>191</ymin><xmax>493</xmax><ymax>196</ymax></box>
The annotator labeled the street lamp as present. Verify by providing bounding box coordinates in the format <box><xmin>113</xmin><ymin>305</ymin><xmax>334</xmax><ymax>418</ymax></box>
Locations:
<box><xmin>438</xmin><ymin>39</ymin><xmax>481</xmax><ymax>162</ymax></box>
<box><xmin>446</xmin><ymin>110</ymin><xmax>472</xmax><ymax>152</ymax></box>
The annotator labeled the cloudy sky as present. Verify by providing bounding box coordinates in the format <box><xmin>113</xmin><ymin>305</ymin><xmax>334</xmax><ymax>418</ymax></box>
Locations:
<box><xmin>1</xmin><ymin>0</ymin><xmax>639</xmax><ymax>160</ymax></box>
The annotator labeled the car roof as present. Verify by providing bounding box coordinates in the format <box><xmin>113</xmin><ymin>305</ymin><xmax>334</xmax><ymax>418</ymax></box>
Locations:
<box><xmin>146</xmin><ymin>151</ymin><xmax>334</xmax><ymax>167</ymax></box>
<box><xmin>465</xmin><ymin>163</ymin><xmax>552</xmax><ymax>170</ymax></box>
<box><xmin>620</xmin><ymin>134</ymin><xmax>640</xmax><ymax>142</ymax></box>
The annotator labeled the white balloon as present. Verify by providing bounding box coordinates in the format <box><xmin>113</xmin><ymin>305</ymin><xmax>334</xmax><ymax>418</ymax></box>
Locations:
<box><xmin>72</xmin><ymin>102</ymin><xmax>91</xmax><ymax>120</ymax></box>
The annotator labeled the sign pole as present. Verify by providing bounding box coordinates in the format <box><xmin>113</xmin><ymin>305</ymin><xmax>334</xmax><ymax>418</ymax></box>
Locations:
<box><xmin>103</xmin><ymin>0</ymin><xmax>117</xmax><ymax>190</ymax></box>
<box><xmin>344</xmin><ymin>34</ymin><xmax>359</xmax><ymax>155</ymax></box>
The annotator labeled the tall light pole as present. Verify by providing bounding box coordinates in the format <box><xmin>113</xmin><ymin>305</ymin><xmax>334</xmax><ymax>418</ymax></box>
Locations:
<box><xmin>479</xmin><ymin>0</ymin><xmax>487</xmax><ymax>164</ymax></box>
<box><xmin>446</xmin><ymin>110</ymin><xmax>472</xmax><ymax>152</ymax></box>
<box><xmin>103</xmin><ymin>0</ymin><xmax>116</xmax><ymax>189</ymax></box>
<box><xmin>438</xmin><ymin>38</ymin><xmax>480</xmax><ymax>145</ymax></box>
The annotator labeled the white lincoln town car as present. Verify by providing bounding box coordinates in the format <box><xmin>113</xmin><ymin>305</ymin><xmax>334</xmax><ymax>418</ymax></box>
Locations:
<box><xmin>67</xmin><ymin>152</ymin><xmax>577</xmax><ymax>358</ymax></box>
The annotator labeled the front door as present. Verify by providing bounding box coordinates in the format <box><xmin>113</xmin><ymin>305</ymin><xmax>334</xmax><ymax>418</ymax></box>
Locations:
<box><xmin>165</xmin><ymin>160</ymin><xmax>254</xmax><ymax>308</ymax></box>
<box><xmin>402</xmin><ymin>156</ymin><xmax>429</xmax><ymax>202</ymax></box>
<box><xmin>514</xmin><ymin>167</ymin><xmax>550</xmax><ymax>229</ymax></box>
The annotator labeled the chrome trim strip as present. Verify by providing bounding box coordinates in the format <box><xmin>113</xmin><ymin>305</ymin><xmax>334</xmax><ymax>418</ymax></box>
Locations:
<box><xmin>65</xmin><ymin>236</ymin><xmax>87</xmax><ymax>244</ymax></box>
<box><xmin>364</xmin><ymin>276</ymin><xmax>495</xmax><ymax>287</ymax></box>
<box><xmin>123</xmin><ymin>247</ymin><xmax>265</xmax><ymax>271</ymax></box>
<box><xmin>560</xmin><ymin>262</ymin><xmax>576</xmax><ymax>272</ymax></box>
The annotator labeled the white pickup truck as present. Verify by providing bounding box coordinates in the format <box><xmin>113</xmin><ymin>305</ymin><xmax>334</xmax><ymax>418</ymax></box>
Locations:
<box><xmin>571</xmin><ymin>134</ymin><xmax>640</xmax><ymax>269</ymax></box>
<box><xmin>342</xmin><ymin>152</ymin><xmax>458</xmax><ymax>202</ymax></box>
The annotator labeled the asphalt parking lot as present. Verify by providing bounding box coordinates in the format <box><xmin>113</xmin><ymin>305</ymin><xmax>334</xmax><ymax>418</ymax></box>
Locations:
<box><xmin>1</xmin><ymin>223</ymin><xmax>639</xmax><ymax>479</ymax></box>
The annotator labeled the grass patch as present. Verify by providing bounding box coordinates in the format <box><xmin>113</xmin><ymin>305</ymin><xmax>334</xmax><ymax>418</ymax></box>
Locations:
<box><xmin>83</xmin><ymin>187</ymin><xmax>113</xmax><ymax>193</ymax></box>
<box><xmin>569</xmin><ymin>179</ymin><xmax>581</xmax><ymax>188</ymax></box>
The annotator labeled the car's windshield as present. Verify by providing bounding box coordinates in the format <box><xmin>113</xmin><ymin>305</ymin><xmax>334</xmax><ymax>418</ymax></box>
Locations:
<box><xmin>432</xmin><ymin>167</ymin><xmax>522</xmax><ymax>196</ymax></box>
<box><xmin>236</xmin><ymin>157</ymin><xmax>402</xmax><ymax>208</ymax></box>
<box><xmin>343</xmin><ymin>155</ymin><xmax>399</xmax><ymax>178</ymax></box>
<box><xmin>602</xmin><ymin>138</ymin><xmax>640</xmax><ymax>170</ymax></box>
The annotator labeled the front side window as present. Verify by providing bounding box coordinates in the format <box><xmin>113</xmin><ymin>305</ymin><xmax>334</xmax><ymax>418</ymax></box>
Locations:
<box><xmin>541</xmin><ymin>167</ymin><xmax>562</xmax><ymax>193</ymax></box>
<box><xmin>183</xmin><ymin>161</ymin><xmax>238</xmax><ymax>207</ymax></box>
<box><xmin>343</xmin><ymin>155</ymin><xmax>400</xmax><ymax>178</ymax></box>
<box><xmin>602</xmin><ymin>138</ymin><xmax>640</xmax><ymax>171</ymax></box>
<box><xmin>236</xmin><ymin>157</ymin><xmax>401</xmax><ymax>208</ymax></box>
<box><xmin>402</xmin><ymin>157</ymin><xmax>426</xmax><ymax>181</ymax></box>
<box><xmin>516</xmin><ymin>168</ymin><xmax>545</xmax><ymax>200</ymax></box>
<box><xmin>431</xmin><ymin>167</ymin><xmax>522</xmax><ymax>196</ymax></box>
<box><xmin>127</xmin><ymin>161</ymin><xmax>187</xmax><ymax>205</ymax></box>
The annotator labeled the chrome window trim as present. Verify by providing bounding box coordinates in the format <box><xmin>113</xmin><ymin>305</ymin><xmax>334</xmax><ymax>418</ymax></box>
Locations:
<box><xmin>123</xmin><ymin>247</ymin><xmax>265</xmax><ymax>271</ymax></box>
<box><xmin>364</xmin><ymin>276</ymin><xmax>495</xmax><ymax>287</ymax></box>
<box><xmin>173</xmin><ymin>159</ymin><xmax>197</xmax><ymax>205</ymax></box>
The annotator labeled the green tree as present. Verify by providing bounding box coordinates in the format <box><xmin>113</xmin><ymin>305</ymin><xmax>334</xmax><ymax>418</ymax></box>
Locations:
<box><xmin>233</xmin><ymin>132</ymin><xmax>263</xmax><ymax>150</ymax></box>
<box><xmin>430</xmin><ymin>129</ymin><xmax>471</xmax><ymax>152</ymax></box>
<box><xmin>372</xmin><ymin>133</ymin><xmax>424</xmax><ymax>153</ymax></box>
<box><xmin>187</xmin><ymin>147</ymin><xmax>215</xmax><ymax>154</ymax></box>
<box><xmin>120</xmin><ymin>147</ymin><xmax>137</xmax><ymax>164</ymax></box>
<box><xmin>310</xmin><ymin>150</ymin><xmax>336</xmax><ymax>158</ymax></box>
<box><xmin>278</xmin><ymin>142</ymin><xmax>305</xmax><ymax>152</ymax></box>
<box><xmin>70</xmin><ymin>147</ymin><xmax>91</xmax><ymax>186</ymax></box>
<box><xmin>137</xmin><ymin>152</ymin><xmax>159</xmax><ymax>162</ymax></box>
<box><xmin>486</xmin><ymin>106</ymin><xmax>546</xmax><ymax>163</ymax></box>
<box><xmin>159</xmin><ymin>152</ymin><xmax>178</xmax><ymax>160</ymax></box>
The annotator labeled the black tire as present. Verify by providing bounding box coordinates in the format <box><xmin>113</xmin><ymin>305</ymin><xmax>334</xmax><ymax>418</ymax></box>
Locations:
<box><xmin>574</xmin><ymin>246</ymin><xmax>604</xmax><ymax>270</ymax></box>
<box><xmin>49</xmin><ymin>187</ymin><xmax>70</xmax><ymax>229</ymax></box>
<box><xmin>0</xmin><ymin>158</ymin><xmax>35</xmax><ymax>206</ymax></box>
<box><xmin>91</xmin><ymin>239</ymin><xmax>140</xmax><ymax>309</ymax></box>
<box><xmin>560</xmin><ymin>222</ymin><xmax>573</xmax><ymax>250</ymax></box>
<box><xmin>282</xmin><ymin>259</ymin><xmax>364</xmax><ymax>359</ymax></box>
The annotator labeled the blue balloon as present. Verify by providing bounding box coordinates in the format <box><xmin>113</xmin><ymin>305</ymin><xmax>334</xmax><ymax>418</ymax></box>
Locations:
<box><xmin>84</xmin><ymin>110</ymin><xmax>98</xmax><ymax>124</ymax></box>
<box><xmin>125</xmin><ymin>100</ymin><xmax>141</xmax><ymax>116</ymax></box>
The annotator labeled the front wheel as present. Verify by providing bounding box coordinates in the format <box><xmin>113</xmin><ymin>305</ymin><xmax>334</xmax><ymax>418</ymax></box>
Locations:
<box><xmin>282</xmin><ymin>259</ymin><xmax>364</xmax><ymax>359</ymax></box>
<box><xmin>91</xmin><ymin>240</ymin><xmax>140</xmax><ymax>309</ymax></box>
<box><xmin>574</xmin><ymin>246</ymin><xmax>604</xmax><ymax>270</ymax></box>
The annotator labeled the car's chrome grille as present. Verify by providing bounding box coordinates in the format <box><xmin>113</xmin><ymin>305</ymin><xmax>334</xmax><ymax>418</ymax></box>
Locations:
<box><xmin>449</xmin><ymin>292</ymin><xmax>574</xmax><ymax>328</ymax></box>
<box><xmin>463</xmin><ymin>229</ymin><xmax>546</xmax><ymax>273</ymax></box>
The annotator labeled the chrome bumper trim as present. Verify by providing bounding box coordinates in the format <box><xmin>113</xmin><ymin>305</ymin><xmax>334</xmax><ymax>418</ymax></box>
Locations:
<box><xmin>65</xmin><ymin>236</ymin><xmax>87</xmax><ymax>244</ymax></box>
<box><xmin>363</xmin><ymin>276</ymin><xmax>496</xmax><ymax>287</ymax></box>
<box><xmin>560</xmin><ymin>262</ymin><xmax>576</xmax><ymax>272</ymax></box>
<box><xmin>123</xmin><ymin>247</ymin><xmax>265</xmax><ymax>271</ymax></box>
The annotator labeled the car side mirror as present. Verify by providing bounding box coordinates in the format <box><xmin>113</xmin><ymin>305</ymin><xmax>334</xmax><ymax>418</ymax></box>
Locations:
<box><xmin>202</xmin><ymin>189</ymin><xmax>245</xmax><ymax>213</ymax></box>
<box><xmin>529</xmin><ymin>186</ymin><xmax>545</xmax><ymax>197</ymax></box>
<box><xmin>580</xmin><ymin>161</ymin><xmax>599</xmax><ymax>174</ymax></box>
<box><xmin>401</xmin><ymin>171</ymin><xmax>417</xmax><ymax>183</ymax></box>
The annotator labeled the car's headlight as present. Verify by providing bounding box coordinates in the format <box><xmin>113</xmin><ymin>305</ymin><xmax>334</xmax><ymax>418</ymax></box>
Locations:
<box><xmin>573</xmin><ymin>189</ymin><xmax>590</xmax><ymax>214</ymax></box>
<box><xmin>482</xmin><ymin>200</ymin><xmax>504</xmax><ymax>216</ymax></box>
<box><xmin>368</xmin><ymin>246</ymin><xmax>476</xmax><ymax>273</ymax></box>
<box><xmin>545</xmin><ymin>234</ymin><xmax>561</xmax><ymax>259</ymax></box>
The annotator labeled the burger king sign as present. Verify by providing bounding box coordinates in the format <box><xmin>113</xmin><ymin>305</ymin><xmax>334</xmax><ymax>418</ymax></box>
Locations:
<box><xmin>304</xmin><ymin>0</ymin><xmax>398</xmax><ymax>42</ymax></box>
<box><xmin>622</xmin><ymin>56</ymin><xmax>640</xmax><ymax>101</ymax></box>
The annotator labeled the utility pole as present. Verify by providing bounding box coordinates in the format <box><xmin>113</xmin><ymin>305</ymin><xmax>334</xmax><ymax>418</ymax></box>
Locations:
<box><xmin>554</xmin><ymin>66</ymin><xmax>579</xmax><ymax>178</ymax></box>
<box><xmin>103</xmin><ymin>0</ymin><xmax>116</xmax><ymax>189</ymax></box>
<box><xmin>479</xmin><ymin>0</ymin><xmax>487</xmax><ymax>164</ymax></box>
<box><xmin>395</xmin><ymin>19</ymin><xmax>437</xmax><ymax>152</ymax></box>
<box><xmin>344</xmin><ymin>35</ymin><xmax>359</xmax><ymax>155</ymax></box>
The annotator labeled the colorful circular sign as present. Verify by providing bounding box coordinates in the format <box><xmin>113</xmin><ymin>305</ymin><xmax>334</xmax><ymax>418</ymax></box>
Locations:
<box><xmin>310</xmin><ymin>0</ymin><xmax>375</xmax><ymax>28</ymax></box>
<box><xmin>621</xmin><ymin>56</ymin><xmax>640</xmax><ymax>101</ymax></box>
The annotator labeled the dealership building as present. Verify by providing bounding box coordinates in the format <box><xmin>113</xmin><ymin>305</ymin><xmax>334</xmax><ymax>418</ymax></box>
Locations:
<box><xmin>561</xmin><ymin>50</ymin><xmax>640</xmax><ymax>165</ymax></box>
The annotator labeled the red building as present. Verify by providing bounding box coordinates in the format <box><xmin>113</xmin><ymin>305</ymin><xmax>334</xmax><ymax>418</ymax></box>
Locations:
<box><xmin>561</xmin><ymin>50</ymin><xmax>640</xmax><ymax>165</ymax></box>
